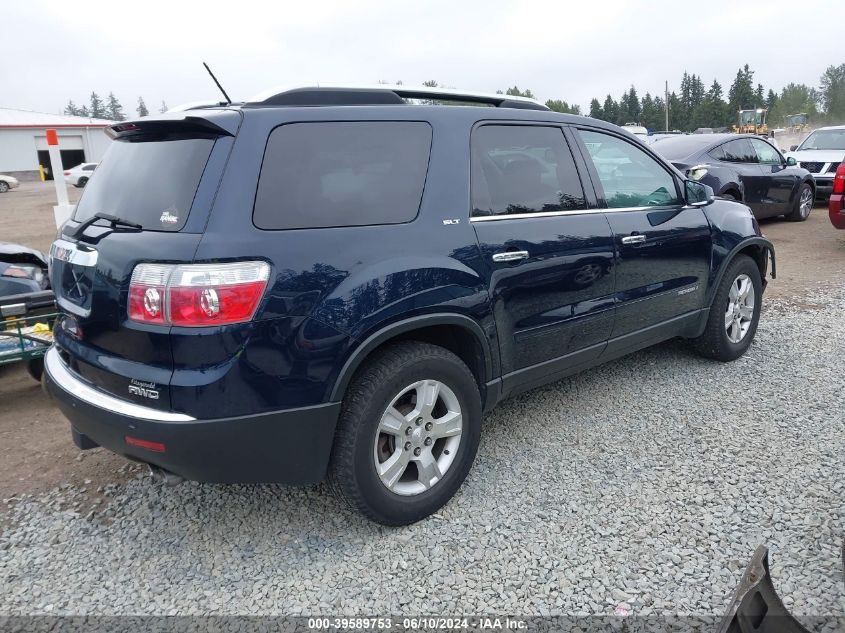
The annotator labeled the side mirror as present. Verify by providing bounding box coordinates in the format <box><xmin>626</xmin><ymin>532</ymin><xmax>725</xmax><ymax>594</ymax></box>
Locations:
<box><xmin>789</xmin><ymin>145</ymin><xmax>798</xmax><ymax>152</ymax></box>
<box><xmin>785</xmin><ymin>156</ymin><xmax>797</xmax><ymax>167</ymax></box>
<box><xmin>685</xmin><ymin>180</ymin><xmax>714</xmax><ymax>207</ymax></box>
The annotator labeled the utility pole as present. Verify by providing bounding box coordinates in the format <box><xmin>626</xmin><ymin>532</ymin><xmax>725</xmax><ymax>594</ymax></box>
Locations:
<box><xmin>665</xmin><ymin>80</ymin><xmax>669</xmax><ymax>131</ymax></box>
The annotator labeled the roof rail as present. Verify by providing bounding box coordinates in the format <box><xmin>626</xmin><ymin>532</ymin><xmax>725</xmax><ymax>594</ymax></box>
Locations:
<box><xmin>245</xmin><ymin>84</ymin><xmax>549</xmax><ymax>111</ymax></box>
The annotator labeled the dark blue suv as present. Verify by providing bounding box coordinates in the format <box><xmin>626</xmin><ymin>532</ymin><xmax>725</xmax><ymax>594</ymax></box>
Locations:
<box><xmin>44</xmin><ymin>86</ymin><xmax>775</xmax><ymax>525</ymax></box>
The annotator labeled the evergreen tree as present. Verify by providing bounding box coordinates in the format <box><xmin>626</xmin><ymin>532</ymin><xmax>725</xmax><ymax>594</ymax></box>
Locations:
<box><xmin>106</xmin><ymin>92</ymin><xmax>125</xmax><ymax>121</ymax></box>
<box><xmin>545</xmin><ymin>99</ymin><xmax>580</xmax><ymax>114</ymax></box>
<box><xmin>622</xmin><ymin>85</ymin><xmax>640</xmax><ymax>124</ymax></box>
<box><xmin>503</xmin><ymin>86</ymin><xmax>535</xmax><ymax>99</ymax></box>
<box><xmin>137</xmin><ymin>97</ymin><xmax>149</xmax><ymax>117</ymax></box>
<box><xmin>160</xmin><ymin>100</ymin><xmax>169</xmax><ymax>113</ymax></box>
<box><xmin>819</xmin><ymin>63</ymin><xmax>845</xmax><ymax>120</ymax></box>
<box><xmin>78</xmin><ymin>105</ymin><xmax>90</xmax><ymax>117</ymax></box>
<box><xmin>766</xmin><ymin>89</ymin><xmax>778</xmax><ymax>111</ymax></box>
<box><xmin>602</xmin><ymin>94</ymin><xmax>618</xmax><ymax>124</ymax></box>
<box><xmin>667</xmin><ymin>91</ymin><xmax>683</xmax><ymax>130</ymax></box>
<box><xmin>728</xmin><ymin>65</ymin><xmax>756</xmax><ymax>113</ymax></box>
<box><xmin>754</xmin><ymin>84</ymin><xmax>765</xmax><ymax>107</ymax></box>
<box><xmin>588</xmin><ymin>98</ymin><xmax>603</xmax><ymax>119</ymax></box>
<box><xmin>89</xmin><ymin>92</ymin><xmax>106</xmax><ymax>119</ymax></box>
<box><xmin>640</xmin><ymin>93</ymin><xmax>662</xmax><ymax>131</ymax></box>
<box><xmin>64</xmin><ymin>101</ymin><xmax>79</xmax><ymax>117</ymax></box>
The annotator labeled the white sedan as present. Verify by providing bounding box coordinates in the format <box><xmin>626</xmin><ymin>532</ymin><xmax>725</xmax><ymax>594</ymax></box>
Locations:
<box><xmin>0</xmin><ymin>174</ymin><xmax>20</xmax><ymax>193</ymax></box>
<box><xmin>63</xmin><ymin>162</ymin><xmax>98</xmax><ymax>188</ymax></box>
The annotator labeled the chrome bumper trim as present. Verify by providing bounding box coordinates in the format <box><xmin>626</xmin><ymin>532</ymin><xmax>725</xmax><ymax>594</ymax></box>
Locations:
<box><xmin>44</xmin><ymin>347</ymin><xmax>196</xmax><ymax>422</ymax></box>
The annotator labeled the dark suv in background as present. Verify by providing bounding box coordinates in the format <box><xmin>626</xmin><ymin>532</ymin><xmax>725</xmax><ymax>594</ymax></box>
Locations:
<box><xmin>44</xmin><ymin>86</ymin><xmax>775</xmax><ymax>525</ymax></box>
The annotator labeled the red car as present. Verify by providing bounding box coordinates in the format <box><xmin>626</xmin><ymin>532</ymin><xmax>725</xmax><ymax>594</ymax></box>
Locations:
<box><xmin>830</xmin><ymin>162</ymin><xmax>845</xmax><ymax>228</ymax></box>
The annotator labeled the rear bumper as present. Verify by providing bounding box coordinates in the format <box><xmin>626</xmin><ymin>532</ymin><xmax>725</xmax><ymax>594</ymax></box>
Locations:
<box><xmin>811</xmin><ymin>177</ymin><xmax>833</xmax><ymax>198</ymax></box>
<box><xmin>830</xmin><ymin>194</ymin><xmax>845</xmax><ymax>229</ymax></box>
<box><xmin>43</xmin><ymin>347</ymin><xmax>341</xmax><ymax>484</ymax></box>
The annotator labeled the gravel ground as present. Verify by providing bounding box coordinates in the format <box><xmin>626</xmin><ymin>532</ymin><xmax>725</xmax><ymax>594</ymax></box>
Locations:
<box><xmin>1</xmin><ymin>289</ymin><xmax>843</xmax><ymax>617</ymax></box>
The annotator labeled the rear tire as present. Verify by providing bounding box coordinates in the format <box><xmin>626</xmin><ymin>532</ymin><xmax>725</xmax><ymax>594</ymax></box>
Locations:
<box><xmin>0</xmin><ymin>181</ymin><xmax>9</xmax><ymax>193</ymax></box>
<box><xmin>77</xmin><ymin>177</ymin><xmax>88</xmax><ymax>188</ymax></box>
<box><xmin>26</xmin><ymin>358</ymin><xmax>44</xmax><ymax>382</ymax></box>
<box><xmin>328</xmin><ymin>341</ymin><xmax>481</xmax><ymax>526</ymax></box>
<box><xmin>785</xmin><ymin>182</ymin><xmax>813</xmax><ymax>222</ymax></box>
<box><xmin>693</xmin><ymin>254</ymin><xmax>762</xmax><ymax>362</ymax></box>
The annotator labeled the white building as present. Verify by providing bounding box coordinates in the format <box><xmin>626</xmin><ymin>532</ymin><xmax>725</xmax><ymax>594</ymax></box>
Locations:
<box><xmin>0</xmin><ymin>108</ymin><xmax>113</xmax><ymax>180</ymax></box>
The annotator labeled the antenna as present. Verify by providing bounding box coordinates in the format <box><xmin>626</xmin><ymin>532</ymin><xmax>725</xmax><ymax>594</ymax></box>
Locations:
<box><xmin>203</xmin><ymin>62</ymin><xmax>232</xmax><ymax>105</ymax></box>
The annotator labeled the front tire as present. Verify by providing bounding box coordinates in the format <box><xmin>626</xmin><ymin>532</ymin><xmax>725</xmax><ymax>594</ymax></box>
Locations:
<box><xmin>0</xmin><ymin>181</ymin><xmax>9</xmax><ymax>193</ymax></box>
<box><xmin>77</xmin><ymin>177</ymin><xmax>89</xmax><ymax>188</ymax></box>
<box><xmin>693</xmin><ymin>254</ymin><xmax>762</xmax><ymax>362</ymax></box>
<box><xmin>785</xmin><ymin>182</ymin><xmax>813</xmax><ymax>222</ymax></box>
<box><xmin>328</xmin><ymin>341</ymin><xmax>481</xmax><ymax>526</ymax></box>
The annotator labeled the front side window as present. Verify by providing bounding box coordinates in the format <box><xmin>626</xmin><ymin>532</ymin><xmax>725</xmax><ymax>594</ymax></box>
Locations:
<box><xmin>579</xmin><ymin>129</ymin><xmax>681</xmax><ymax>208</ymax></box>
<box><xmin>254</xmin><ymin>122</ymin><xmax>432</xmax><ymax>230</ymax></box>
<box><xmin>721</xmin><ymin>139</ymin><xmax>756</xmax><ymax>163</ymax></box>
<box><xmin>471</xmin><ymin>125</ymin><xmax>585</xmax><ymax>217</ymax></box>
<box><xmin>750</xmin><ymin>138</ymin><xmax>782</xmax><ymax>165</ymax></box>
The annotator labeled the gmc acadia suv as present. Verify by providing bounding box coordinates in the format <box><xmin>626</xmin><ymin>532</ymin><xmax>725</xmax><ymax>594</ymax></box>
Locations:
<box><xmin>44</xmin><ymin>85</ymin><xmax>775</xmax><ymax>525</ymax></box>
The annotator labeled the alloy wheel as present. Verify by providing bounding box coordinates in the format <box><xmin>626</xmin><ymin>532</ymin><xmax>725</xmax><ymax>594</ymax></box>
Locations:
<box><xmin>724</xmin><ymin>273</ymin><xmax>755</xmax><ymax>344</ymax></box>
<box><xmin>373</xmin><ymin>379</ymin><xmax>462</xmax><ymax>496</ymax></box>
<box><xmin>798</xmin><ymin>187</ymin><xmax>813</xmax><ymax>218</ymax></box>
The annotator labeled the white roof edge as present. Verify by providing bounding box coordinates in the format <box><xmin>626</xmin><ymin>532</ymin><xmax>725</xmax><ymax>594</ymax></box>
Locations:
<box><xmin>246</xmin><ymin>84</ymin><xmax>546</xmax><ymax>107</ymax></box>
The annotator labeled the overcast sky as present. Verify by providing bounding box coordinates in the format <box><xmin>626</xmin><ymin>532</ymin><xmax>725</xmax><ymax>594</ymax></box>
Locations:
<box><xmin>2</xmin><ymin>0</ymin><xmax>842</xmax><ymax>116</ymax></box>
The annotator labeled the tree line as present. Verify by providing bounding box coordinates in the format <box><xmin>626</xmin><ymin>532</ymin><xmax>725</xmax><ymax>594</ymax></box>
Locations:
<box><xmin>63</xmin><ymin>93</ymin><xmax>168</xmax><ymax>120</ymax></box>
<box><xmin>579</xmin><ymin>63</ymin><xmax>845</xmax><ymax>132</ymax></box>
<box><xmin>63</xmin><ymin>63</ymin><xmax>845</xmax><ymax>130</ymax></box>
<box><xmin>390</xmin><ymin>65</ymin><xmax>845</xmax><ymax>131</ymax></box>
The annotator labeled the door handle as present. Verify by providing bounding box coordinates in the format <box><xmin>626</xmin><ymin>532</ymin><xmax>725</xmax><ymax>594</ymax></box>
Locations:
<box><xmin>492</xmin><ymin>250</ymin><xmax>529</xmax><ymax>263</ymax></box>
<box><xmin>621</xmin><ymin>234</ymin><xmax>646</xmax><ymax>245</ymax></box>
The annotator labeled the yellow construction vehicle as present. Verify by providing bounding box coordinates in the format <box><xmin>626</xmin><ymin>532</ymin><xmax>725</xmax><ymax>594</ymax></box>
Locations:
<box><xmin>733</xmin><ymin>109</ymin><xmax>768</xmax><ymax>135</ymax></box>
<box><xmin>784</xmin><ymin>113</ymin><xmax>809</xmax><ymax>135</ymax></box>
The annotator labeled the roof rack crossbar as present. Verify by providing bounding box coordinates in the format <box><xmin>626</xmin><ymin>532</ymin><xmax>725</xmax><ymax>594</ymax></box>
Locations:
<box><xmin>245</xmin><ymin>84</ymin><xmax>550</xmax><ymax>111</ymax></box>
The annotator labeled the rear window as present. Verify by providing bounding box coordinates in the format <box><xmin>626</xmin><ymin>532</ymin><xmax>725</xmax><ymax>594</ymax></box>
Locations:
<box><xmin>73</xmin><ymin>137</ymin><xmax>214</xmax><ymax>231</ymax></box>
<box><xmin>253</xmin><ymin>122</ymin><xmax>432</xmax><ymax>230</ymax></box>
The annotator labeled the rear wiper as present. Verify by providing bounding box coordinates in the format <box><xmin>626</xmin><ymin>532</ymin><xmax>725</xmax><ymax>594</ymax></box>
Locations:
<box><xmin>71</xmin><ymin>212</ymin><xmax>142</xmax><ymax>238</ymax></box>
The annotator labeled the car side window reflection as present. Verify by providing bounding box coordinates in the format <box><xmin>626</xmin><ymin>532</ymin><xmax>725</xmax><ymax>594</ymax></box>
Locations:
<box><xmin>578</xmin><ymin>129</ymin><xmax>681</xmax><ymax>209</ymax></box>
<box><xmin>471</xmin><ymin>125</ymin><xmax>586</xmax><ymax>217</ymax></box>
<box><xmin>722</xmin><ymin>139</ymin><xmax>757</xmax><ymax>163</ymax></box>
<box><xmin>750</xmin><ymin>138</ymin><xmax>782</xmax><ymax>165</ymax></box>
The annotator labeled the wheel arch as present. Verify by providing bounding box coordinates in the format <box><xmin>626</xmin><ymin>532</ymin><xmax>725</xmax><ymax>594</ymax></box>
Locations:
<box><xmin>707</xmin><ymin>237</ymin><xmax>776</xmax><ymax>307</ymax></box>
<box><xmin>329</xmin><ymin>313</ymin><xmax>495</xmax><ymax>405</ymax></box>
<box><xmin>719</xmin><ymin>182</ymin><xmax>742</xmax><ymax>200</ymax></box>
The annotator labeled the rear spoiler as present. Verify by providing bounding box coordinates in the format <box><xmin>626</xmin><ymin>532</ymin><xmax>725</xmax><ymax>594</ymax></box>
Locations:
<box><xmin>106</xmin><ymin>110</ymin><xmax>241</xmax><ymax>140</ymax></box>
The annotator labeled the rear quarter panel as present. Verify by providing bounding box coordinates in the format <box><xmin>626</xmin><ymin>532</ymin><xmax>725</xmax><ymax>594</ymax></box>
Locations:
<box><xmin>186</xmin><ymin>107</ymin><xmax>497</xmax><ymax>414</ymax></box>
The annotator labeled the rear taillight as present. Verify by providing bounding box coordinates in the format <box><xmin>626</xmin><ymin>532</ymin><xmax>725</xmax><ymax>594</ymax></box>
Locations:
<box><xmin>833</xmin><ymin>163</ymin><xmax>845</xmax><ymax>195</ymax></box>
<box><xmin>129</xmin><ymin>261</ymin><xmax>269</xmax><ymax>326</ymax></box>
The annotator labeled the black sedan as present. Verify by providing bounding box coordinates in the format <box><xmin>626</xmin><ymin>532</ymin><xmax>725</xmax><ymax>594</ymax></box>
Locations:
<box><xmin>651</xmin><ymin>133</ymin><xmax>815</xmax><ymax>221</ymax></box>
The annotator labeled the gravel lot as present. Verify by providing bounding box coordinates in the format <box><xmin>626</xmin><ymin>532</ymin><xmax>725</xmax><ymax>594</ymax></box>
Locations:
<box><xmin>1</xmin><ymin>284</ymin><xmax>843</xmax><ymax>617</ymax></box>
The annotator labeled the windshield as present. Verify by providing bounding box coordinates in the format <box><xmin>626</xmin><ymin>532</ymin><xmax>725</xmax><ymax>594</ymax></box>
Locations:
<box><xmin>74</xmin><ymin>137</ymin><xmax>214</xmax><ymax>231</ymax></box>
<box><xmin>797</xmin><ymin>129</ymin><xmax>845</xmax><ymax>151</ymax></box>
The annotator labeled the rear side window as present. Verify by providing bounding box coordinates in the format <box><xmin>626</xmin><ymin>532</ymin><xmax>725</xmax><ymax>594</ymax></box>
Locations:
<box><xmin>74</xmin><ymin>138</ymin><xmax>214</xmax><ymax>231</ymax></box>
<box><xmin>254</xmin><ymin>122</ymin><xmax>432</xmax><ymax>230</ymax></box>
<box><xmin>721</xmin><ymin>139</ymin><xmax>756</xmax><ymax>163</ymax></box>
<box><xmin>471</xmin><ymin>125</ymin><xmax>585</xmax><ymax>217</ymax></box>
